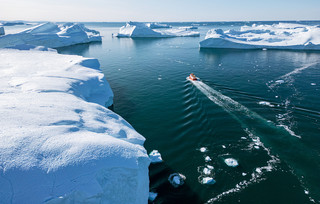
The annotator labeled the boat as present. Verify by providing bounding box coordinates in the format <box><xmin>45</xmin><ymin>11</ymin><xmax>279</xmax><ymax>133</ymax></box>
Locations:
<box><xmin>187</xmin><ymin>73</ymin><xmax>198</xmax><ymax>81</ymax></box>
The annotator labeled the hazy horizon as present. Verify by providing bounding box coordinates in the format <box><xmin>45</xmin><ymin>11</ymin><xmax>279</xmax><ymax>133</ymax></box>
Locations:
<box><xmin>1</xmin><ymin>0</ymin><xmax>320</xmax><ymax>22</ymax></box>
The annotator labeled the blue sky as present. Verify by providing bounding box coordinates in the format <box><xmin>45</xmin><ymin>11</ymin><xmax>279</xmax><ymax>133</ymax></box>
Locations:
<box><xmin>1</xmin><ymin>0</ymin><xmax>320</xmax><ymax>22</ymax></box>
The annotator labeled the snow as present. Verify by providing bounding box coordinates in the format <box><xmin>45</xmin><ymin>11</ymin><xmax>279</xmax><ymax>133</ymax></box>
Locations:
<box><xmin>0</xmin><ymin>26</ymin><xmax>4</xmax><ymax>35</ymax></box>
<box><xmin>224</xmin><ymin>158</ymin><xmax>239</xmax><ymax>167</ymax></box>
<box><xmin>201</xmin><ymin>177</ymin><xmax>216</xmax><ymax>185</ymax></box>
<box><xmin>0</xmin><ymin>22</ymin><xmax>102</xmax><ymax>48</ymax></box>
<box><xmin>146</xmin><ymin>22</ymin><xmax>171</xmax><ymax>29</ymax></box>
<box><xmin>168</xmin><ymin>173</ymin><xmax>186</xmax><ymax>187</ymax></box>
<box><xmin>0</xmin><ymin>48</ymin><xmax>150</xmax><ymax>204</ymax></box>
<box><xmin>149</xmin><ymin>150</ymin><xmax>163</xmax><ymax>163</ymax></box>
<box><xmin>200</xmin><ymin>23</ymin><xmax>320</xmax><ymax>50</ymax></box>
<box><xmin>116</xmin><ymin>22</ymin><xmax>200</xmax><ymax>38</ymax></box>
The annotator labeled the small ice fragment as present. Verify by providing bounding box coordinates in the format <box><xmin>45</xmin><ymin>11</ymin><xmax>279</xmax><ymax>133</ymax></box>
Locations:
<box><xmin>158</xmin><ymin>78</ymin><xmax>162</xmax><ymax>80</ymax></box>
<box><xmin>262</xmin><ymin>48</ymin><xmax>267</xmax><ymax>51</ymax></box>
<box><xmin>241</xmin><ymin>137</ymin><xmax>247</xmax><ymax>140</ymax></box>
<box><xmin>206</xmin><ymin>165</ymin><xmax>214</xmax><ymax>169</ymax></box>
<box><xmin>168</xmin><ymin>173</ymin><xmax>186</xmax><ymax>188</ymax></box>
<box><xmin>222</xmin><ymin>145</ymin><xmax>226</xmax><ymax>148</ymax></box>
<box><xmin>200</xmin><ymin>147</ymin><xmax>207</xmax><ymax>152</ymax></box>
<box><xmin>304</xmin><ymin>190</ymin><xmax>309</xmax><ymax>195</ymax></box>
<box><xmin>203</xmin><ymin>167</ymin><xmax>211</xmax><ymax>175</ymax></box>
<box><xmin>149</xmin><ymin>150</ymin><xmax>163</xmax><ymax>163</ymax></box>
<box><xmin>201</xmin><ymin>177</ymin><xmax>216</xmax><ymax>185</ymax></box>
<box><xmin>258</xmin><ymin>101</ymin><xmax>274</xmax><ymax>107</ymax></box>
<box><xmin>275</xmin><ymin>80</ymin><xmax>285</xmax><ymax>84</ymax></box>
<box><xmin>311</xmin><ymin>83</ymin><xmax>316</xmax><ymax>86</ymax></box>
<box><xmin>255</xmin><ymin>168</ymin><xmax>262</xmax><ymax>173</ymax></box>
<box><xmin>148</xmin><ymin>192</ymin><xmax>158</xmax><ymax>201</ymax></box>
<box><xmin>224</xmin><ymin>158</ymin><xmax>238</xmax><ymax>167</ymax></box>
<box><xmin>242</xmin><ymin>172</ymin><xmax>247</xmax><ymax>176</ymax></box>
<box><xmin>205</xmin><ymin>156</ymin><xmax>212</xmax><ymax>162</ymax></box>
<box><xmin>275</xmin><ymin>96</ymin><xmax>278</xmax><ymax>98</ymax></box>
<box><xmin>254</xmin><ymin>146</ymin><xmax>260</xmax><ymax>149</ymax></box>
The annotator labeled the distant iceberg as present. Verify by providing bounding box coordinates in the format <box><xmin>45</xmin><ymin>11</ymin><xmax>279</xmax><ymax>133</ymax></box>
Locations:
<box><xmin>146</xmin><ymin>22</ymin><xmax>171</xmax><ymax>29</ymax></box>
<box><xmin>0</xmin><ymin>22</ymin><xmax>102</xmax><ymax>48</ymax></box>
<box><xmin>200</xmin><ymin>23</ymin><xmax>320</xmax><ymax>50</ymax></box>
<box><xmin>0</xmin><ymin>48</ymin><xmax>150</xmax><ymax>204</ymax></box>
<box><xmin>116</xmin><ymin>22</ymin><xmax>200</xmax><ymax>38</ymax></box>
<box><xmin>0</xmin><ymin>26</ymin><xmax>4</xmax><ymax>35</ymax></box>
<box><xmin>0</xmin><ymin>21</ymin><xmax>25</xmax><ymax>26</ymax></box>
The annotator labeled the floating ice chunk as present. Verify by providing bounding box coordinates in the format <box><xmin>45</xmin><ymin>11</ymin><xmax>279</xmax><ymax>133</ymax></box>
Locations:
<box><xmin>262</xmin><ymin>48</ymin><xmax>267</xmax><ymax>51</ymax></box>
<box><xmin>148</xmin><ymin>192</ymin><xmax>158</xmax><ymax>201</ymax></box>
<box><xmin>304</xmin><ymin>190</ymin><xmax>309</xmax><ymax>195</ymax></box>
<box><xmin>203</xmin><ymin>167</ymin><xmax>211</xmax><ymax>175</ymax></box>
<box><xmin>275</xmin><ymin>80</ymin><xmax>285</xmax><ymax>84</ymax></box>
<box><xmin>149</xmin><ymin>150</ymin><xmax>163</xmax><ymax>163</ymax></box>
<box><xmin>200</xmin><ymin>147</ymin><xmax>207</xmax><ymax>152</ymax></box>
<box><xmin>258</xmin><ymin>101</ymin><xmax>275</xmax><ymax>107</ymax></box>
<box><xmin>201</xmin><ymin>177</ymin><xmax>216</xmax><ymax>185</ymax></box>
<box><xmin>168</xmin><ymin>173</ymin><xmax>186</xmax><ymax>187</ymax></box>
<box><xmin>200</xmin><ymin>23</ymin><xmax>320</xmax><ymax>50</ymax></box>
<box><xmin>116</xmin><ymin>22</ymin><xmax>200</xmax><ymax>38</ymax></box>
<box><xmin>205</xmin><ymin>156</ymin><xmax>212</xmax><ymax>162</ymax></box>
<box><xmin>0</xmin><ymin>22</ymin><xmax>101</xmax><ymax>48</ymax></box>
<box><xmin>0</xmin><ymin>26</ymin><xmax>4</xmax><ymax>35</ymax></box>
<box><xmin>242</xmin><ymin>172</ymin><xmax>247</xmax><ymax>176</ymax></box>
<box><xmin>206</xmin><ymin>165</ymin><xmax>214</xmax><ymax>170</ymax></box>
<box><xmin>254</xmin><ymin>146</ymin><xmax>260</xmax><ymax>149</ymax></box>
<box><xmin>241</xmin><ymin>137</ymin><xmax>247</xmax><ymax>140</ymax></box>
<box><xmin>311</xmin><ymin>83</ymin><xmax>316</xmax><ymax>86</ymax></box>
<box><xmin>224</xmin><ymin>158</ymin><xmax>239</xmax><ymax>167</ymax></box>
<box><xmin>222</xmin><ymin>145</ymin><xmax>226</xmax><ymax>148</ymax></box>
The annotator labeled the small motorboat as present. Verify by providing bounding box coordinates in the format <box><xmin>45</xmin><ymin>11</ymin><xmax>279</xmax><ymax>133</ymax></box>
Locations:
<box><xmin>187</xmin><ymin>73</ymin><xmax>198</xmax><ymax>81</ymax></box>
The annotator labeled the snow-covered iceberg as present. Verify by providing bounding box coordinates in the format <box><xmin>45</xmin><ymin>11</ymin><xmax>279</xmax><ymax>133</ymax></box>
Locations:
<box><xmin>146</xmin><ymin>22</ymin><xmax>171</xmax><ymax>29</ymax></box>
<box><xmin>0</xmin><ymin>48</ymin><xmax>150</xmax><ymax>204</ymax></box>
<box><xmin>0</xmin><ymin>22</ymin><xmax>102</xmax><ymax>48</ymax></box>
<box><xmin>0</xmin><ymin>26</ymin><xmax>4</xmax><ymax>35</ymax></box>
<box><xmin>116</xmin><ymin>22</ymin><xmax>200</xmax><ymax>38</ymax></box>
<box><xmin>200</xmin><ymin>23</ymin><xmax>320</xmax><ymax>50</ymax></box>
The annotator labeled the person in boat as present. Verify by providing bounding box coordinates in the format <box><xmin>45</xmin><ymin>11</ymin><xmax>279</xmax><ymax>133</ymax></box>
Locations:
<box><xmin>189</xmin><ymin>73</ymin><xmax>197</xmax><ymax>80</ymax></box>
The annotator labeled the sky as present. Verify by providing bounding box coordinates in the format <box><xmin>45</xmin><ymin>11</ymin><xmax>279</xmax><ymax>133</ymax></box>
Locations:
<box><xmin>1</xmin><ymin>0</ymin><xmax>320</xmax><ymax>22</ymax></box>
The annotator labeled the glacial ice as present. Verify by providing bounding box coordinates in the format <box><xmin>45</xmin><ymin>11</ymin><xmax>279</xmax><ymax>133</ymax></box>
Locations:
<box><xmin>0</xmin><ymin>26</ymin><xmax>4</xmax><ymax>35</ymax></box>
<box><xmin>148</xmin><ymin>192</ymin><xmax>158</xmax><ymax>201</ymax></box>
<box><xmin>116</xmin><ymin>22</ymin><xmax>200</xmax><ymax>38</ymax></box>
<box><xmin>224</xmin><ymin>158</ymin><xmax>239</xmax><ymax>167</ymax></box>
<box><xmin>0</xmin><ymin>48</ymin><xmax>150</xmax><ymax>204</ymax></box>
<box><xmin>149</xmin><ymin>150</ymin><xmax>163</xmax><ymax>163</ymax></box>
<box><xmin>201</xmin><ymin>177</ymin><xmax>216</xmax><ymax>185</ymax></box>
<box><xmin>200</xmin><ymin>23</ymin><xmax>320</xmax><ymax>50</ymax></box>
<box><xmin>168</xmin><ymin>173</ymin><xmax>186</xmax><ymax>187</ymax></box>
<box><xmin>0</xmin><ymin>22</ymin><xmax>102</xmax><ymax>48</ymax></box>
<box><xmin>205</xmin><ymin>156</ymin><xmax>212</xmax><ymax>162</ymax></box>
<box><xmin>146</xmin><ymin>22</ymin><xmax>171</xmax><ymax>29</ymax></box>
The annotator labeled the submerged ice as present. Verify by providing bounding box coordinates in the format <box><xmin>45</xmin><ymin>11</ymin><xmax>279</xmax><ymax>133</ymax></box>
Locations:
<box><xmin>116</xmin><ymin>22</ymin><xmax>200</xmax><ymax>38</ymax></box>
<box><xmin>0</xmin><ymin>22</ymin><xmax>102</xmax><ymax>48</ymax></box>
<box><xmin>200</xmin><ymin>23</ymin><xmax>320</xmax><ymax>50</ymax></box>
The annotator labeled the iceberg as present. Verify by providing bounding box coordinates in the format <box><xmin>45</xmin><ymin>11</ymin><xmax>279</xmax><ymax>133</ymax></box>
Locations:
<box><xmin>116</xmin><ymin>22</ymin><xmax>200</xmax><ymax>38</ymax></box>
<box><xmin>168</xmin><ymin>173</ymin><xmax>186</xmax><ymax>188</ymax></box>
<box><xmin>0</xmin><ymin>21</ymin><xmax>25</xmax><ymax>26</ymax></box>
<box><xmin>0</xmin><ymin>22</ymin><xmax>102</xmax><ymax>48</ymax></box>
<box><xmin>146</xmin><ymin>22</ymin><xmax>171</xmax><ymax>29</ymax></box>
<box><xmin>0</xmin><ymin>26</ymin><xmax>4</xmax><ymax>35</ymax></box>
<box><xmin>149</xmin><ymin>150</ymin><xmax>163</xmax><ymax>163</ymax></box>
<box><xmin>201</xmin><ymin>177</ymin><xmax>216</xmax><ymax>185</ymax></box>
<box><xmin>224</xmin><ymin>158</ymin><xmax>239</xmax><ymax>167</ymax></box>
<box><xmin>0</xmin><ymin>48</ymin><xmax>150</xmax><ymax>204</ymax></box>
<box><xmin>200</xmin><ymin>23</ymin><xmax>320</xmax><ymax>50</ymax></box>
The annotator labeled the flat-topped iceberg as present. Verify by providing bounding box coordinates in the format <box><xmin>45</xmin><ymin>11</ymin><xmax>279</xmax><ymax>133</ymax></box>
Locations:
<box><xmin>116</xmin><ymin>22</ymin><xmax>200</xmax><ymax>38</ymax></box>
<box><xmin>200</xmin><ymin>23</ymin><xmax>320</xmax><ymax>50</ymax></box>
<box><xmin>0</xmin><ymin>22</ymin><xmax>102</xmax><ymax>48</ymax></box>
<box><xmin>0</xmin><ymin>26</ymin><xmax>4</xmax><ymax>35</ymax></box>
<box><xmin>0</xmin><ymin>21</ymin><xmax>25</xmax><ymax>26</ymax></box>
<box><xmin>146</xmin><ymin>22</ymin><xmax>171</xmax><ymax>29</ymax></box>
<box><xmin>0</xmin><ymin>48</ymin><xmax>150</xmax><ymax>204</ymax></box>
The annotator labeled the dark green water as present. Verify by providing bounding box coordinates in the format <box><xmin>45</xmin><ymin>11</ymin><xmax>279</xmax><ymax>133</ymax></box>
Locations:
<box><xmin>56</xmin><ymin>22</ymin><xmax>320</xmax><ymax>203</ymax></box>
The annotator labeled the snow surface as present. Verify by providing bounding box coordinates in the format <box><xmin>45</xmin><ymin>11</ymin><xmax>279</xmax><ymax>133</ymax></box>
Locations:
<box><xmin>146</xmin><ymin>22</ymin><xmax>171</xmax><ymax>29</ymax></box>
<box><xmin>0</xmin><ymin>48</ymin><xmax>150</xmax><ymax>204</ymax></box>
<box><xmin>116</xmin><ymin>22</ymin><xmax>200</xmax><ymax>38</ymax></box>
<box><xmin>0</xmin><ymin>22</ymin><xmax>102</xmax><ymax>48</ymax></box>
<box><xmin>200</xmin><ymin>23</ymin><xmax>320</xmax><ymax>50</ymax></box>
<box><xmin>0</xmin><ymin>27</ymin><xmax>4</xmax><ymax>35</ymax></box>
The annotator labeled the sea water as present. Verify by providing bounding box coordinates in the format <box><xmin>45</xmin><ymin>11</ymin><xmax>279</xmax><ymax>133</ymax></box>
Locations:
<box><xmin>47</xmin><ymin>21</ymin><xmax>319</xmax><ymax>203</ymax></box>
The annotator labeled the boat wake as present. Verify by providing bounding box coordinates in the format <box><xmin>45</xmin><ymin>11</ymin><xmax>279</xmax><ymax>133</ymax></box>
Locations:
<box><xmin>189</xmin><ymin>79</ymin><xmax>320</xmax><ymax>203</ymax></box>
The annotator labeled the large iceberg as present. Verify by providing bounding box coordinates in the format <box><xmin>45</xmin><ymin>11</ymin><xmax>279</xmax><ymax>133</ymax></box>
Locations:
<box><xmin>0</xmin><ymin>22</ymin><xmax>102</xmax><ymax>48</ymax></box>
<box><xmin>200</xmin><ymin>23</ymin><xmax>320</xmax><ymax>50</ymax></box>
<box><xmin>0</xmin><ymin>48</ymin><xmax>150</xmax><ymax>204</ymax></box>
<box><xmin>0</xmin><ymin>26</ymin><xmax>4</xmax><ymax>35</ymax></box>
<box><xmin>116</xmin><ymin>22</ymin><xmax>200</xmax><ymax>38</ymax></box>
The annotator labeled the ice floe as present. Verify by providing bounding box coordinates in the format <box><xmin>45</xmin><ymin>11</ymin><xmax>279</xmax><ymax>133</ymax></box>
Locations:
<box><xmin>258</xmin><ymin>101</ymin><xmax>275</xmax><ymax>107</ymax></box>
<box><xmin>203</xmin><ymin>167</ymin><xmax>212</xmax><ymax>175</ymax></box>
<box><xmin>0</xmin><ymin>26</ymin><xmax>4</xmax><ymax>35</ymax></box>
<box><xmin>200</xmin><ymin>147</ymin><xmax>207</xmax><ymax>152</ymax></box>
<box><xmin>0</xmin><ymin>48</ymin><xmax>149</xmax><ymax>204</ymax></box>
<box><xmin>200</xmin><ymin>23</ymin><xmax>320</xmax><ymax>50</ymax></box>
<box><xmin>201</xmin><ymin>177</ymin><xmax>216</xmax><ymax>185</ymax></box>
<box><xmin>224</xmin><ymin>158</ymin><xmax>239</xmax><ymax>167</ymax></box>
<box><xmin>149</xmin><ymin>150</ymin><xmax>163</xmax><ymax>163</ymax></box>
<box><xmin>0</xmin><ymin>22</ymin><xmax>102</xmax><ymax>48</ymax></box>
<box><xmin>168</xmin><ymin>173</ymin><xmax>186</xmax><ymax>187</ymax></box>
<box><xmin>116</xmin><ymin>22</ymin><xmax>200</xmax><ymax>38</ymax></box>
<box><xmin>205</xmin><ymin>156</ymin><xmax>212</xmax><ymax>162</ymax></box>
